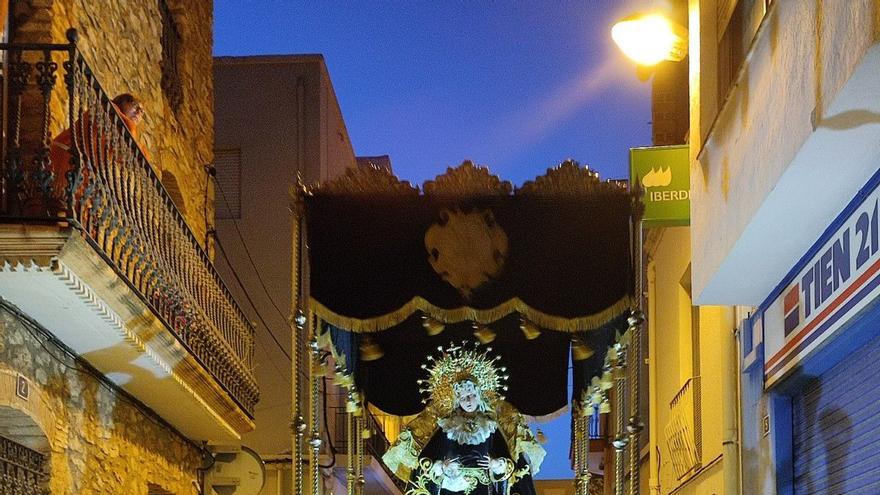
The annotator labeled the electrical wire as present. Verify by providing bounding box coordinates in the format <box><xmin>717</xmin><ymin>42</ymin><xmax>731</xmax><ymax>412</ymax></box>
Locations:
<box><xmin>210</xmin><ymin>169</ymin><xmax>291</xmax><ymax>324</ymax></box>
<box><xmin>209</xmin><ymin>165</ymin><xmax>341</xmax><ymax>471</ymax></box>
<box><xmin>0</xmin><ymin>298</ymin><xmax>200</xmax><ymax>450</ymax></box>
<box><xmin>212</xmin><ymin>235</ymin><xmax>291</xmax><ymax>361</ymax></box>
<box><xmin>208</xmin><ymin>166</ymin><xmax>294</xmax><ymax>365</ymax></box>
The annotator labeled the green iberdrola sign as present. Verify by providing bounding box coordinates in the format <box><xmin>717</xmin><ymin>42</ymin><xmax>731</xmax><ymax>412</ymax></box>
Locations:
<box><xmin>629</xmin><ymin>145</ymin><xmax>689</xmax><ymax>227</ymax></box>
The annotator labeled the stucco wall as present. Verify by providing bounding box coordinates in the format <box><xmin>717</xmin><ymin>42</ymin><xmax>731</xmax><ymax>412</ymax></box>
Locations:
<box><xmin>320</xmin><ymin>63</ymin><xmax>357</xmax><ymax>183</ymax></box>
<box><xmin>0</xmin><ymin>306</ymin><xmax>201</xmax><ymax>495</ymax></box>
<box><xmin>12</xmin><ymin>0</ymin><xmax>214</xmax><ymax>243</ymax></box>
<box><xmin>690</xmin><ymin>0</ymin><xmax>880</xmax><ymax>303</ymax></box>
<box><xmin>213</xmin><ymin>56</ymin><xmax>355</xmax><ymax>456</ymax></box>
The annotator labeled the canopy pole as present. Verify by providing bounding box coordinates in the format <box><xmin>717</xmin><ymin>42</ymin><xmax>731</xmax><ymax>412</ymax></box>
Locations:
<box><xmin>291</xmin><ymin>180</ymin><xmax>308</xmax><ymax>495</ymax></box>
<box><xmin>356</xmin><ymin>413</ymin><xmax>366</xmax><ymax>495</ymax></box>
<box><xmin>574</xmin><ymin>399</ymin><xmax>583</xmax><ymax>495</ymax></box>
<box><xmin>309</xmin><ymin>318</ymin><xmax>323</xmax><ymax>495</ymax></box>
<box><xmin>629</xmin><ymin>219</ymin><xmax>646</xmax><ymax>495</ymax></box>
<box><xmin>346</xmin><ymin>408</ymin><xmax>355</xmax><ymax>495</ymax></box>
<box><xmin>613</xmin><ymin>343</ymin><xmax>628</xmax><ymax>495</ymax></box>
<box><xmin>575</xmin><ymin>393</ymin><xmax>592</xmax><ymax>495</ymax></box>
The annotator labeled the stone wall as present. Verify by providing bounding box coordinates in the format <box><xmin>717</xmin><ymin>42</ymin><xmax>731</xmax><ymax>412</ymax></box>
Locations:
<box><xmin>11</xmin><ymin>0</ymin><xmax>215</xmax><ymax>244</ymax></box>
<box><xmin>0</xmin><ymin>305</ymin><xmax>202</xmax><ymax>494</ymax></box>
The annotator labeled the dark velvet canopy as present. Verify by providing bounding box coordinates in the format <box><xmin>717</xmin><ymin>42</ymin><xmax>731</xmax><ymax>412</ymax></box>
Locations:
<box><xmin>304</xmin><ymin>161</ymin><xmax>638</xmax><ymax>416</ymax></box>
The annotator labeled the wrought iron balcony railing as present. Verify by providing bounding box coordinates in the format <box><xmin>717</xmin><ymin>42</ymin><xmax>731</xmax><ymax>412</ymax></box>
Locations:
<box><xmin>664</xmin><ymin>376</ymin><xmax>702</xmax><ymax>480</ymax></box>
<box><xmin>332</xmin><ymin>407</ymin><xmax>407</xmax><ymax>492</ymax></box>
<box><xmin>0</xmin><ymin>30</ymin><xmax>258</xmax><ymax>416</ymax></box>
<box><xmin>0</xmin><ymin>435</ymin><xmax>47</xmax><ymax>495</ymax></box>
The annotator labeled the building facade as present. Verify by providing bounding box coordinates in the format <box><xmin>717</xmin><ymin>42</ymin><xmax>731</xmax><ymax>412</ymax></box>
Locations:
<box><xmin>689</xmin><ymin>1</ymin><xmax>880</xmax><ymax>493</ymax></box>
<box><xmin>641</xmin><ymin>226</ymin><xmax>740</xmax><ymax>495</ymax></box>
<box><xmin>212</xmin><ymin>55</ymin><xmax>400</xmax><ymax>495</ymax></box>
<box><xmin>1</xmin><ymin>1</ymin><xmax>258</xmax><ymax>493</ymax></box>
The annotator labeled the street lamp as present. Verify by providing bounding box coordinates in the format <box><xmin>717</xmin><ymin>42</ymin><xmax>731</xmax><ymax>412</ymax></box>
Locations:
<box><xmin>611</xmin><ymin>13</ymin><xmax>687</xmax><ymax>66</ymax></box>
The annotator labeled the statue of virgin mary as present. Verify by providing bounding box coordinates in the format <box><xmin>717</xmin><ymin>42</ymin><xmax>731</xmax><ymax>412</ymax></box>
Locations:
<box><xmin>383</xmin><ymin>343</ymin><xmax>546</xmax><ymax>495</ymax></box>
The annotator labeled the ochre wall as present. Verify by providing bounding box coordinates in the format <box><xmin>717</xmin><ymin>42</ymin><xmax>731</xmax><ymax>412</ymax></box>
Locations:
<box><xmin>11</xmin><ymin>0</ymin><xmax>214</xmax><ymax>243</ymax></box>
<box><xmin>0</xmin><ymin>307</ymin><xmax>201</xmax><ymax>494</ymax></box>
<box><xmin>648</xmin><ymin>226</ymin><xmax>735</xmax><ymax>495</ymax></box>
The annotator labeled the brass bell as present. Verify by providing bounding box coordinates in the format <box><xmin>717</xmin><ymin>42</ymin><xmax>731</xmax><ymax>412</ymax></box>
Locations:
<box><xmin>422</xmin><ymin>316</ymin><xmax>446</xmax><ymax>336</ymax></box>
<box><xmin>473</xmin><ymin>323</ymin><xmax>496</xmax><ymax>344</ymax></box>
<box><xmin>359</xmin><ymin>335</ymin><xmax>384</xmax><ymax>361</ymax></box>
<box><xmin>571</xmin><ymin>339</ymin><xmax>594</xmax><ymax>361</ymax></box>
<box><xmin>519</xmin><ymin>318</ymin><xmax>542</xmax><ymax>340</ymax></box>
<box><xmin>536</xmin><ymin>428</ymin><xmax>547</xmax><ymax>444</ymax></box>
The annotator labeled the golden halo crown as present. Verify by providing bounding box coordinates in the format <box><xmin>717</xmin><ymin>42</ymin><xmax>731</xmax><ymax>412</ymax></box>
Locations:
<box><xmin>417</xmin><ymin>341</ymin><xmax>509</xmax><ymax>415</ymax></box>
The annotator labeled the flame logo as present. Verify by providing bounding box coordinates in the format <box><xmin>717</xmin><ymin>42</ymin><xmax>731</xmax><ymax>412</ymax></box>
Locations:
<box><xmin>641</xmin><ymin>167</ymin><xmax>672</xmax><ymax>188</ymax></box>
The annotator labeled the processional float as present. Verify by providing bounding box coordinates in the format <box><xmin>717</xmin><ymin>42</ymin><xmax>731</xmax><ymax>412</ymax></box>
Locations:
<box><xmin>291</xmin><ymin>161</ymin><xmax>646</xmax><ymax>495</ymax></box>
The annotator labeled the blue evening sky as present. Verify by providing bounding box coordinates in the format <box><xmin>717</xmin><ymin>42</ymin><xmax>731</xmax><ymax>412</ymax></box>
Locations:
<box><xmin>214</xmin><ymin>0</ymin><xmax>658</xmax><ymax>480</ymax></box>
<box><xmin>214</xmin><ymin>1</ymin><xmax>657</xmax><ymax>186</ymax></box>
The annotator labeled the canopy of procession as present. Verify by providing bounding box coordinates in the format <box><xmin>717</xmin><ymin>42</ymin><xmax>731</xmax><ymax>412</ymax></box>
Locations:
<box><xmin>298</xmin><ymin>160</ymin><xmax>640</xmax><ymax>417</ymax></box>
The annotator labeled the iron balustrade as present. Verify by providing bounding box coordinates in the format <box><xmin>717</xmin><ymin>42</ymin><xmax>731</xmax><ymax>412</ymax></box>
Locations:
<box><xmin>0</xmin><ymin>30</ymin><xmax>258</xmax><ymax>415</ymax></box>
<box><xmin>664</xmin><ymin>376</ymin><xmax>702</xmax><ymax>480</ymax></box>
<box><xmin>332</xmin><ymin>407</ymin><xmax>407</xmax><ymax>492</ymax></box>
<box><xmin>0</xmin><ymin>436</ymin><xmax>47</xmax><ymax>495</ymax></box>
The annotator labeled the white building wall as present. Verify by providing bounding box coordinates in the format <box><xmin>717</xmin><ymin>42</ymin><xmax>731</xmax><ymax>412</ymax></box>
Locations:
<box><xmin>690</xmin><ymin>0</ymin><xmax>880</xmax><ymax>305</ymax></box>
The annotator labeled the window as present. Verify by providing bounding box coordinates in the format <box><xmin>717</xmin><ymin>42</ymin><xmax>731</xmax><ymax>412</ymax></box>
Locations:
<box><xmin>716</xmin><ymin>0</ymin><xmax>772</xmax><ymax>106</ymax></box>
<box><xmin>213</xmin><ymin>149</ymin><xmax>242</xmax><ymax>219</ymax></box>
<box><xmin>159</xmin><ymin>0</ymin><xmax>183</xmax><ymax>112</ymax></box>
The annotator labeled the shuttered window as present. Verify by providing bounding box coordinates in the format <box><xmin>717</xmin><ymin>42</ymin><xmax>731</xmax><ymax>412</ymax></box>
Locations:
<box><xmin>792</xmin><ymin>332</ymin><xmax>880</xmax><ymax>494</ymax></box>
<box><xmin>214</xmin><ymin>149</ymin><xmax>242</xmax><ymax>219</ymax></box>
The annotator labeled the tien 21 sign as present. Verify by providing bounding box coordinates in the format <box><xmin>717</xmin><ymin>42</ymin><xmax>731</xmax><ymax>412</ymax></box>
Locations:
<box><xmin>762</xmin><ymin>174</ymin><xmax>880</xmax><ymax>386</ymax></box>
<box><xmin>629</xmin><ymin>145</ymin><xmax>689</xmax><ymax>227</ymax></box>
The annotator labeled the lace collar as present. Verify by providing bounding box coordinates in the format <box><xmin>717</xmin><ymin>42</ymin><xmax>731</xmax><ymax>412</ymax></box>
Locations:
<box><xmin>437</xmin><ymin>411</ymin><xmax>498</xmax><ymax>445</ymax></box>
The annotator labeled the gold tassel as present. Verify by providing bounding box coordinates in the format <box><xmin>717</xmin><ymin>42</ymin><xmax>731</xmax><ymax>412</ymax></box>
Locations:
<box><xmin>310</xmin><ymin>294</ymin><xmax>634</xmax><ymax>333</ymax></box>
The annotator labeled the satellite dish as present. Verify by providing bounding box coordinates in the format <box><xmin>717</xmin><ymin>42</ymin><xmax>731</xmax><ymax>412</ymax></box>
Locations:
<box><xmin>204</xmin><ymin>446</ymin><xmax>266</xmax><ymax>495</ymax></box>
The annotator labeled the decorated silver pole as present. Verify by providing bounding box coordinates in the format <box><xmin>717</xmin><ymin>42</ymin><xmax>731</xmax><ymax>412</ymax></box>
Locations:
<box><xmin>577</xmin><ymin>392</ymin><xmax>592</xmax><ymax>495</ymax></box>
<box><xmin>583</xmin><ymin>410</ymin><xmax>592</xmax><ymax>494</ymax></box>
<box><xmin>309</xmin><ymin>321</ymin><xmax>323</xmax><ymax>495</ymax></box>
<box><xmin>356</xmin><ymin>413</ymin><xmax>366</xmax><ymax>495</ymax></box>
<box><xmin>347</xmin><ymin>406</ymin><xmax>355</xmax><ymax>495</ymax></box>
<box><xmin>613</xmin><ymin>343</ymin><xmax>629</xmax><ymax>495</ymax></box>
<box><xmin>628</xmin><ymin>310</ymin><xmax>645</xmax><ymax>495</ymax></box>
<box><xmin>291</xmin><ymin>178</ymin><xmax>308</xmax><ymax>495</ymax></box>
<box><xmin>573</xmin><ymin>400</ymin><xmax>584</xmax><ymax>495</ymax></box>
<box><xmin>628</xmin><ymin>174</ymin><xmax>647</xmax><ymax>495</ymax></box>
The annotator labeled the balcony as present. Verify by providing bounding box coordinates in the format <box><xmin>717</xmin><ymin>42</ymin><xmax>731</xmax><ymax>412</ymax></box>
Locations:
<box><xmin>0</xmin><ymin>32</ymin><xmax>258</xmax><ymax>441</ymax></box>
<box><xmin>330</xmin><ymin>406</ymin><xmax>405</xmax><ymax>494</ymax></box>
<box><xmin>664</xmin><ymin>376</ymin><xmax>702</xmax><ymax>480</ymax></box>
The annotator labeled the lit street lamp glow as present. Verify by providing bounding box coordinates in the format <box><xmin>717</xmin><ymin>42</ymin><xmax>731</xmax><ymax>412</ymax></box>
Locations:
<box><xmin>611</xmin><ymin>13</ymin><xmax>687</xmax><ymax>66</ymax></box>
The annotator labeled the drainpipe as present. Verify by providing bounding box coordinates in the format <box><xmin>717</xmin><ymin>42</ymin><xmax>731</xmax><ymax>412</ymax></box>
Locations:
<box><xmin>647</xmin><ymin>260</ymin><xmax>660</xmax><ymax>495</ymax></box>
<box><xmin>721</xmin><ymin>308</ymin><xmax>740</xmax><ymax>495</ymax></box>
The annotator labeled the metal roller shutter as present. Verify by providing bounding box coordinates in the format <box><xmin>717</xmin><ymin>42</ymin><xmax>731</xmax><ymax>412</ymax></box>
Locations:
<box><xmin>792</xmin><ymin>331</ymin><xmax>880</xmax><ymax>494</ymax></box>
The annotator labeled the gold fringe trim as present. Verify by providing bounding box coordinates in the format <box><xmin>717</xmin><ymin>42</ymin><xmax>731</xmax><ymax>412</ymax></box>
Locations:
<box><xmin>309</xmin><ymin>295</ymin><xmax>633</xmax><ymax>333</ymax></box>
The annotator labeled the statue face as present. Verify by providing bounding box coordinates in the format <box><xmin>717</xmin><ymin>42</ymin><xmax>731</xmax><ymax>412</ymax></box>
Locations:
<box><xmin>459</xmin><ymin>391</ymin><xmax>480</xmax><ymax>412</ymax></box>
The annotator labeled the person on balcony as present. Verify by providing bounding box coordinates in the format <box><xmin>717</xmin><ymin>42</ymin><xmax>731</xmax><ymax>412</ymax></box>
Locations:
<box><xmin>47</xmin><ymin>93</ymin><xmax>146</xmax><ymax>214</ymax></box>
<box><xmin>383</xmin><ymin>343</ymin><xmax>545</xmax><ymax>495</ymax></box>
